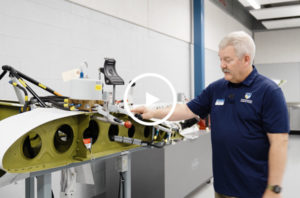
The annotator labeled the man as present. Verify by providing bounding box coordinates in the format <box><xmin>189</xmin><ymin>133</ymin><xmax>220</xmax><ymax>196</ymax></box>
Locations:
<box><xmin>132</xmin><ymin>31</ymin><xmax>289</xmax><ymax>198</ymax></box>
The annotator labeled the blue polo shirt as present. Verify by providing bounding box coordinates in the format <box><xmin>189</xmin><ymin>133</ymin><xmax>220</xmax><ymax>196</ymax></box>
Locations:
<box><xmin>187</xmin><ymin>67</ymin><xmax>289</xmax><ymax>198</ymax></box>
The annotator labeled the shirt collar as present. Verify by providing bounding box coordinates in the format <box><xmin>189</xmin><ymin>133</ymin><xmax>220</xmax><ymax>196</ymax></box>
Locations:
<box><xmin>242</xmin><ymin>66</ymin><xmax>258</xmax><ymax>86</ymax></box>
<box><xmin>226</xmin><ymin>66</ymin><xmax>258</xmax><ymax>87</ymax></box>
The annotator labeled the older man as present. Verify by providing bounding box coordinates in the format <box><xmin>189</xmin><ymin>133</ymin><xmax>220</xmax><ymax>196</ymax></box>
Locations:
<box><xmin>132</xmin><ymin>31</ymin><xmax>289</xmax><ymax>198</ymax></box>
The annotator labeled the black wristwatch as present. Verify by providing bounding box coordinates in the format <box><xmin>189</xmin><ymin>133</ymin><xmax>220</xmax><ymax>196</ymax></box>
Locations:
<box><xmin>268</xmin><ymin>185</ymin><xmax>282</xmax><ymax>194</ymax></box>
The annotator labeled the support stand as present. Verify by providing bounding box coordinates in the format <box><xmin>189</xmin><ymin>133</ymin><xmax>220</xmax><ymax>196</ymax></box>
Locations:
<box><xmin>119</xmin><ymin>151</ymin><xmax>131</xmax><ymax>198</ymax></box>
<box><xmin>37</xmin><ymin>174</ymin><xmax>52</xmax><ymax>198</ymax></box>
<box><xmin>124</xmin><ymin>153</ymin><xmax>131</xmax><ymax>198</ymax></box>
<box><xmin>24</xmin><ymin>151</ymin><xmax>134</xmax><ymax>198</ymax></box>
<box><xmin>25</xmin><ymin>177</ymin><xmax>35</xmax><ymax>198</ymax></box>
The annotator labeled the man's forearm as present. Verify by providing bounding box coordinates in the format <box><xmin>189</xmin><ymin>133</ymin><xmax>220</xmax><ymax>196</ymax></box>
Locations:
<box><xmin>153</xmin><ymin>104</ymin><xmax>196</xmax><ymax>121</ymax></box>
<box><xmin>267</xmin><ymin>136</ymin><xmax>288</xmax><ymax>186</ymax></box>
<box><xmin>152</xmin><ymin>106</ymin><xmax>172</xmax><ymax>119</ymax></box>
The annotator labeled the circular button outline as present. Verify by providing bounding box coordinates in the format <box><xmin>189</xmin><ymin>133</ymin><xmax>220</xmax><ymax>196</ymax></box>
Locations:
<box><xmin>123</xmin><ymin>73</ymin><xmax>177</xmax><ymax>126</ymax></box>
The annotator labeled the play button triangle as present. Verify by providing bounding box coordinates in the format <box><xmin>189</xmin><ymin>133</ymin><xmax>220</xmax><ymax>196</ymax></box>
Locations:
<box><xmin>145</xmin><ymin>92</ymin><xmax>160</xmax><ymax>106</ymax></box>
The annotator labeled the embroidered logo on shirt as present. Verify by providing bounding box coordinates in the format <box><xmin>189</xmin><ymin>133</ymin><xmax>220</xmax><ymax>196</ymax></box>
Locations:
<box><xmin>215</xmin><ymin>99</ymin><xmax>225</xmax><ymax>106</ymax></box>
<box><xmin>245</xmin><ymin>92</ymin><xmax>252</xmax><ymax>99</ymax></box>
<box><xmin>240</xmin><ymin>92</ymin><xmax>253</xmax><ymax>104</ymax></box>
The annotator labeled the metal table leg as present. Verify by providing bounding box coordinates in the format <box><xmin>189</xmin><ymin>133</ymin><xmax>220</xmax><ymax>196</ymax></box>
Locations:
<box><xmin>25</xmin><ymin>177</ymin><xmax>35</xmax><ymax>198</ymax></box>
<box><xmin>37</xmin><ymin>173</ymin><xmax>52</xmax><ymax>198</ymax></box>
<box><xmin>120</xmin><ymin>152</ymin><xmax>131</xmax><ymax>198</ymax></box>
<box><xmin>124</xmin><ymin>153</ymin><xmax>131</xmax><ymax>198</ymax></box>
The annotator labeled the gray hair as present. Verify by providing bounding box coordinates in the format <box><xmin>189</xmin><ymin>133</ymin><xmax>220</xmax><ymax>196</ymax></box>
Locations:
<box><xmin>219</xmin><ymin>31</ymin><xmax>256</xmax><ymax>65</ymax></box>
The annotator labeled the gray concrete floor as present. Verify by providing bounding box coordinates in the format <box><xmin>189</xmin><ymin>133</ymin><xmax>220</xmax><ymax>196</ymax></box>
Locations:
<box><xmin>186</xmin><ymin>134</ymin><xmax>300</xmax><ymax>198</ymax></box>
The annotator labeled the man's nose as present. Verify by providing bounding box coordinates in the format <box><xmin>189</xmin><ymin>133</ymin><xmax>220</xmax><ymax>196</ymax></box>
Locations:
<box><xmin>220</xmin><ymin>61</ymin><xmax>226</xmax><ymax>69</ymax></box>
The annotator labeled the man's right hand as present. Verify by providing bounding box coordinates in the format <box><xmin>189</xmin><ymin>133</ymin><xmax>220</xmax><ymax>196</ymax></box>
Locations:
<box><xmin>131</xmin><ymin>106</ymin><xmax>155</xmax><ymax>120</ymax></box>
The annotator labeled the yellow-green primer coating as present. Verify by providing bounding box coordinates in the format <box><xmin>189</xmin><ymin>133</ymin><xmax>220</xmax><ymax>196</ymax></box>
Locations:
<box><xmin>0</xmin><ymin>102</ymin><xmax>20</xmax><ymax>121</ymax></box>
<box><xmin>3</xmin><ymin>113</ymin><xmax>180</xmax><ymax>173</ymax></box>
<box><xmin>1</xmin><ymin>102</ymin><xmax>183</xmax><ymax>173</ymax></box>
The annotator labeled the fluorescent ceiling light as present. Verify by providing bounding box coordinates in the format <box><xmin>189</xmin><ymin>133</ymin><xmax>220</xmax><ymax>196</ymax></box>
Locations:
<box><xmin>262</xmin><ymin>18</ymin><xmax>300</xmax><ymax>29</ymax></box>
<box><xmin>239</xmin><ymin>0</ymin><xmax>295</xmax><ymax>7</ymax></box>
<box><xmin>250</xmin><ymin>5</ymin><xmax>300</xmax><ymax>20</ymax></box>
<box><xmin>245</xmin><ymin>0</ymin><xmax>261</xmax><ymax>9</ymax></box>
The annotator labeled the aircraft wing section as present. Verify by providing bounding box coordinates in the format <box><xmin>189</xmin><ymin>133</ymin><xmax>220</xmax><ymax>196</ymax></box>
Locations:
<box><xmin>0</xmin><ymin>108</ymin><xmax>83</xmax><ymax>168</ymax></box>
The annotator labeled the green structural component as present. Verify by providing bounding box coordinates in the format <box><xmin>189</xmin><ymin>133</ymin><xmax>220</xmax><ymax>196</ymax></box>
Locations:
<box><xmin>3</xmin><ymin>112</ymin><xmax>183</xmax><ymax>173</ymax></box>
<box><xmin>0</xmin><ymin>101</ymin><xmax>21</xmax><ymax>121</ymax></box>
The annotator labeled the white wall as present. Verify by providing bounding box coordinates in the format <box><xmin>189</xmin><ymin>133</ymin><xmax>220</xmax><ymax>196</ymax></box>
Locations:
<box><xmin>204</xmin><ymin>1</ymin><xmax>252</xmax><ymax>52</ymax></box>
<box><xmin>254</xmin><ymin>28</ymin><xmax>300</xmax><ymax>102</ymax></box>
<box><xmin>256</xmin><ymin>63</ymin><xmax>300</xmax><ymax>102</ymax></box>
<box><xmin>254</xmin><ymin>28</ymin><xmax>300</xmax><ymax>64</ymax></box>
<box><xmin>68</xmin><ymin>0</ymin><xmax>191</xmax><ymax>43</ymax></box>
<box><xmin>0</xmin><ymin>0</ymin><xmax>191</xmax><ymax>102</ymax></box>
<box><xmin>204</xmin><ymin>1</ymin><xmax>252</xmax><ymax>86</ymax></box>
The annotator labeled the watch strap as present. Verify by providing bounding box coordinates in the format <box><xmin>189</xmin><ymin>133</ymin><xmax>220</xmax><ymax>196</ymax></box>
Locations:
<box><xmin>267</xmin><ymin>185</ymin><xmax>282</xmax><ymax>194</ymax></box>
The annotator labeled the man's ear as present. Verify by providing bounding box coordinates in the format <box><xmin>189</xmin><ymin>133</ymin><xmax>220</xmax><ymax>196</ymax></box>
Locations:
<box><xmin>243</xmin><ymin>54</ymin><xmax>251</xmax><ymax>65</ymax></box>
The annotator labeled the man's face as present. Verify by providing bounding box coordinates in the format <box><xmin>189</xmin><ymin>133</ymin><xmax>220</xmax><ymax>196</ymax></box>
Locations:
<box><xmin>218</xmin><ymin>45</ymin><xmax>248</xmax><ymax>83</ymax></box>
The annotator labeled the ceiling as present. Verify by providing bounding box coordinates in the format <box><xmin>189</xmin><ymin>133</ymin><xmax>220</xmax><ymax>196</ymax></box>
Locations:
<box><xmin>238</xmin><ymin>0</ymin><xmax>300</xmax><ymax>30</ymax></box>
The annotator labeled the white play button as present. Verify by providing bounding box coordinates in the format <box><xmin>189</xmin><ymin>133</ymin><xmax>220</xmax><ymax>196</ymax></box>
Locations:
<box><xmin>124</xmin><ymin>73</ymin><xmax>177</xmax><ymax>126</ymax></box>
<box><xmin>145</xmin><ymin>92</ymin><xmax>160</xmax><ymax>106</ymax></box>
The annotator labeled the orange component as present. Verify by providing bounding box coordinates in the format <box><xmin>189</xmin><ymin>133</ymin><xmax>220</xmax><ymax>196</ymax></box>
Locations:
<box><xmin>124</xmin><ymin>121</ymin><xmax>132</xmax><ymax>129</ymax></box>
<box><xmin>54</xmin><ymin>91</ymin><xmax>62</xmax><ymax>96</ymax></box>
<box><xmin>198</xmin><ymin>119</ymin><xmax>206</xmax><ymax>130</ymax></box>
<box><xmin>83</xmin><ymin>138</ymin><xmax>92</xmax><ymax>144</ymax></box>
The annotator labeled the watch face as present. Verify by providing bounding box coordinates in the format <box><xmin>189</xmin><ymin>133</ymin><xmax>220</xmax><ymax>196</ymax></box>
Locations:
<box><xmin>273</xmin><ymin>185</ymin><xmax>282</xmax><ymax>193</ymax></box>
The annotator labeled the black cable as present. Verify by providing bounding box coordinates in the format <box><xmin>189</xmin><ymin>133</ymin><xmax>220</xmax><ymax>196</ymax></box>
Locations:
<box><xmin>43</xmin><ymin>98</ymin><xmax>70</xmax><ymax>111</ymax></box>
<box><xmin>48</xmin><ymin>100</ymin><xmax>68</xmax><ymax>110</ymax></box>
<box><xmin>38</xmin><ymin>95</ymin><xmax>68</xmax><ymax>102</ymax></box>
<box><xmin>0</xmin><ymin>70</ymin><xmax>7</xmax><ymax>80</ymax></box>
<box><xmin>141</xmin><ymin>140</ymin><xmax>166</xmax><ymax>148</ymax></box>
<box><xmin>10</xmin><ymin>68</ymin><xmax>48</xmax><ymax>107</ymax></box>
<box><xmin>28</xmin><ymin>95</ymin><xmax>70</xmax><ymax>110</ymax></box>
<box><xmin>3</xmin><ymin>65</ymin><xmax>71</xmax><ymax>111</ymax></box>
<box><xmin>180</xmin><ymin>118</ymin><xmax>199</xmax><ymax>129</ymax></box>
<box><xmin>2</xmin><ymin>65</ymin><xmax>62</xmax><ymax>96</ymax></box>
<box><xmin>23</xmin><ymin>101</ymin><xmax>30</xmax><ymax>112</ymax></box>
<box><xmin>2</xmin><ymin>65</ymin><xmax>64</xmax><ymax>107</ymax></box>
